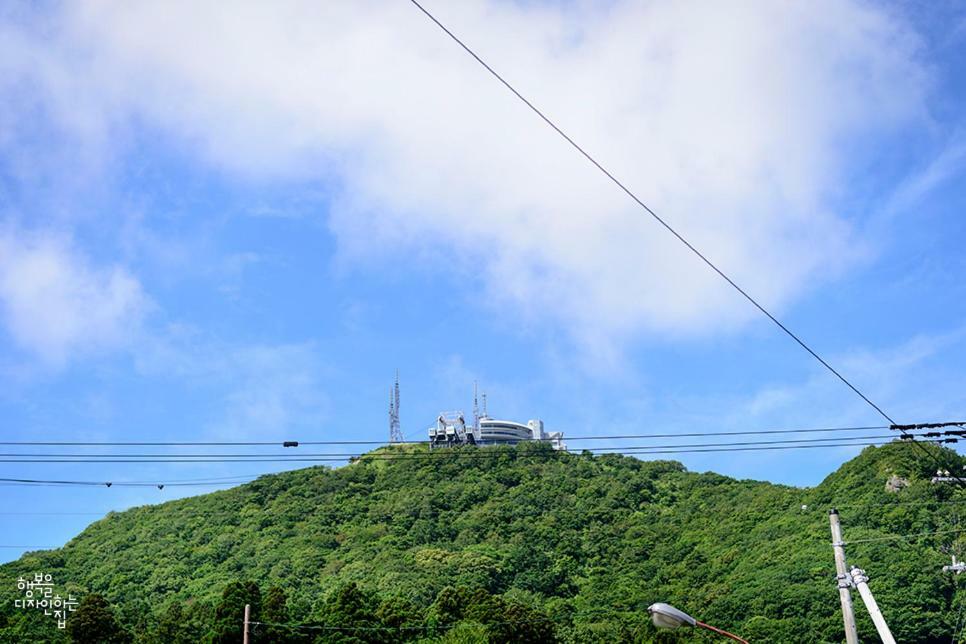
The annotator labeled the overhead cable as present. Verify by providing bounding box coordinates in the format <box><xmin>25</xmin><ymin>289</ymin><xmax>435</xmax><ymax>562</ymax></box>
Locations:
<box><xmin>0</xmin><ymin>438</ymin><xmax>951</xmax><ymax>467</ymax></box>
<box><xmin>0</xmin><ymin>476</ymin><xmax>257</xmax><ymax>489</ymax></box>
<box><xmin>0</xmin><ymin>424</ymin><xmax>902</xmax><ymax>446</ymax></box>
<box><xmin>843</xmin><ymin>527</ymin><xmax>966</xmax><ymax>545</ymax></box>
<box><xmin>0</xmin><ymin>433</ymin><xmax>939</xmax><ymax>459</ymax></box>
<box><xmin>405</xmin><ymin>0</ymin><xmax>966</xmax><ymax>487</ymax></box>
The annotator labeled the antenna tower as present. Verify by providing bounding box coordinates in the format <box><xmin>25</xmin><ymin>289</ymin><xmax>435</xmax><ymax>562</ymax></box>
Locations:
<box><xmin>389</xmin><ymin>371</ymin><xmax>403</xmax><ymax>443</ymax></box>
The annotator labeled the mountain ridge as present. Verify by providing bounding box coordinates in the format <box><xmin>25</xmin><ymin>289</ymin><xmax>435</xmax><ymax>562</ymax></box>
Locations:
<box><xmin>1</xmin><ymin>441</ymin><xmax>963</xmax><ymax>642</ymax></box>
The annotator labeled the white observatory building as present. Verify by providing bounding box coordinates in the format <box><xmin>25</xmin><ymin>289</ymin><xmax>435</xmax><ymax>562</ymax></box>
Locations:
<box><xmin>427</xmin><ymin>388</ymin><xmax>566</xmax><ymax>450</ymax></box>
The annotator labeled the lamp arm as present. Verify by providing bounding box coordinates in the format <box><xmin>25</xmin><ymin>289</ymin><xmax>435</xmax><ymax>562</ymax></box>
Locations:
<box><xmin>696</xmin><ymin>620</ymin><xmax>750</xmax><ymax>643</ymax></box>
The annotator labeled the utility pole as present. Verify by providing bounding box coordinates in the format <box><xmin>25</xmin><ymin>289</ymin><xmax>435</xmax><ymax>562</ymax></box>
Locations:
<box><xmin>850</xmin><ymin>567</ymin><xmax>896</xmax><ymax>644</ymax></box>
<box><xmin>243</xmin><ymin>603</ymin><xmax>250</xmax><ymax>644</ymax></box>
<box><xmin>945</xmin><ymin>556</ymin><xmax>966</xmax><ymax>643</ymax></box>
<box><xmin>829</xmin><ymin>509</ymin><xmax>859</xmax><ymax>644</ymax></box>
<box><xmin>945</xmin><ymin>555</ymin><xmax>966</xmax><ymax>575</ymax></box>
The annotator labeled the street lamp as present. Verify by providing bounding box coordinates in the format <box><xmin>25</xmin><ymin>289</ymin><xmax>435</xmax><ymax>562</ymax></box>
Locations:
<box><xmin>648</xmin><ymin>603</ymin><xmax>749</xmax><ymax>643</ymax></box>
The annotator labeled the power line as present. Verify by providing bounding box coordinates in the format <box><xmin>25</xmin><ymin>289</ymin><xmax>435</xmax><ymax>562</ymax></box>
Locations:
<box><xmin>0</xmin><ymin>443</ymin><xmax>934</xmax><ymax>463</ymax></box>
<box><xmin>7</xmin><ymin>496</ymin><xmax>966</xmax><ymax>518</ymax></box>
<box><xmin>13</xmin><ymin>497</ymin><xmax>966</xmax><ymax>520</ymax></box>
<box><xmin>615</xmin><ymin>441</ymin><xmax>951</xmax><ymax>456</ymax></box>
<box><xmin>2</xmin><ymin>473</ymin><xmax>261</xmax><ymax>484</ymax></box>
<box><xmin>0</xmin><ymin>438</ymin><xmax>950</xmax><ymax>469</ymax></box>
<box><xmin>0</xmin><ymin>433</ymin><xmax>955</xmax><ymax>456</ymax></box>
<box><xmin>0</xmin><ymin>434</ymin><xmax>935</xmax><ymax>459</ymax></box>
<box><xmin>0</xmin><ymin>476</ymin><xmax>258</xmax><ymax>488</ymax></box>
<box><xmin>0</xmin><ymin>545</ymin><xmax>56</xmax><ymax>549</ymax></box>
<box><xmin>251</xmin><ymin>615</ymin><xmax>560</xmax><ymax>633</ymax></box>
<box><xmin>0</xmin><ymin>441</ymin><xmax>932</xmax><ymax>461</ymax></box>
<box><xmin>590</xmin><ymin>434</ymin><xmax>910</xmax><ymax>450</ymax></box>
<box><xmin>891</xmin><ymin>422</ymin><xmax>966</xmax><ymax>431</ymax></box>
<box><xmin>405</xmin><ymin>0</ymin><xmax>966</xmax><ymax>489</ymax></box>
<box><xmin>0</xmin><ymin>425</ymin><xmax>901</xmax><ymax>446</ymax></box>
<box><xmin>0</xmin><ymin>512</ymin><xmax>106</xmax><ymax>516</ymax></box>
<box><xmin>5</xmin><ymin>425</ymin><xmax>957</xmax><ymax>484</ymax></box>
<box><xmin>0</xmin><ymin>441</ymin><xmax>307</xmax><ymax>446</ymax></box>
<box><xmin>799</xmin><ymin>497</ymin><xmax>966</xmax><ymax>512</ymax></box>
<box><xmin>5</xmin><ymin>527</ymin><xmax>956</xmax><ymax>551</ymax></box>
<box><xmin>565</xmin><ymin>426</ymin><xmax>889</xmax><ymax>440</ymax></box>
<box><xmin>843</xmin><ymin>527</ymin><xmax>966</xmax><ymax>545</ymax></box>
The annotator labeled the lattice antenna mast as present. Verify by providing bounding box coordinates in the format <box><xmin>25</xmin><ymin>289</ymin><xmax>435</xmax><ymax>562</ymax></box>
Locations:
<box><xmin>388</xmin><ymin>388</ymin><xmax>395</xmax><ymax>441</ymax></box>
<box><xmin>395</xmin><ymin>370</ymin><xmax>401</xmax><ymax>423</ymax></box>
<box><xmin>389</xmin><ymin>371</ymin><xmax>403</xmax><ymax>443</ymax></box>
<box><xmin>482</xmin><ymin>392</ymin><xmax>488</xmax><ymax>418</ymax></box>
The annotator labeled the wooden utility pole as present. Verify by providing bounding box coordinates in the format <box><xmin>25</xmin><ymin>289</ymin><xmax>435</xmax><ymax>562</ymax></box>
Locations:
<box><xmin>829</xmin><ymin>509</ymin><xmax>859</xmax><ymax>644</ymax></box>
<box><xmin>243</xmin><ymin>603</ymin><xmax>251</xmax><ymax>644</ymax></box>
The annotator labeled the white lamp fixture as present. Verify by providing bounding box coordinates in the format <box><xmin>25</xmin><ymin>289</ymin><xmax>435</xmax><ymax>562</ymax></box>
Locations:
<box><xmin>647</xmin><ymin>602</ymin><xmax>749</xmax><ymax>643</ymax></box>
<box><xmin>648</xmin><ymin>602</ymin><xmax>696</xmax><ymax>629</ymax></box>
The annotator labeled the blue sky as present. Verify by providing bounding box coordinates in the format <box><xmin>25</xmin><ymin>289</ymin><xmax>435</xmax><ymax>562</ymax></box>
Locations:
<box><xmin>1</xmin><ymin>0</ymin><xmax>966</xmax><ymax>563</ymax></box>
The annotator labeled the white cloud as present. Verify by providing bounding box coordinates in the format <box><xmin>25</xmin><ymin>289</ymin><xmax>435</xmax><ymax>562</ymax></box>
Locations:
<box><xmin>879</xmin><ymin>130</ymin><xmax>966</xmax><ymax>221</ymax></box>
<box><xmin>0</xmin><ymin>230</ymin><xmax>147</xmax><ymax>365</ymax></box>
<box><xmin>135</xmin><ymin>334</ymin><xmax>331</xmax><ymax>440</ymax></box>
<box><xmin>722</xmin><ymin>328</ymin><xmax>966</xmax><ymax>432</ymax></box>
<box><xmin>214</xmin><ymin>344</ymin><xmax>330</xmax><ymax>440</ymax></box>
<box><xmin>1</xmin><ymin>0</ymin><xmax>931</xmax><ymax>356</ymax></box>
<box><xmin>573</xmin><ymin>329</ymin><xmax>966</xmax><ymax>485</ymax></box>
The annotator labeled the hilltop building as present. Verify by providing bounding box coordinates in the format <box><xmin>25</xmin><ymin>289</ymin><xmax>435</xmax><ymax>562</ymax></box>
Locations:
<box><xmin>428</xmin><ymin>389</ymin><xmax>566</xmax><ymax>450</ymax></box>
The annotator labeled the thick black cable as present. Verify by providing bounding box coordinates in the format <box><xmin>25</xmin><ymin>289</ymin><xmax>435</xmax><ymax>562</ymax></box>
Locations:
<box><xmin>589</xmin><ymin>434</ymin><xmax>904</xmax><ymax>450</ymax></box>
<box><xmin>0</xmin><ymin>476</ymin><xmax>257</xmax><ymax>488</ymax></box>
<box><xmin>0</xmin><ymin>441</ymin><xmax>298</xmax><ymax>446</ymax></box>
<box><xmin>0</xmin><ymin>437</ymin><xmax>930</xmax><ymax>459</ymax></box>
<box><xmin>2</xmin><ymin>473</ymin><xmax>259</xmax><ymax>484</ymax></box>
<box><xmin>406</xmin><ymin>0</ymin><xmax>966</xmax><ymax>488</ymax></box>
<box><xmin>618</xmin><ymin>441</ymin><xmax>950</xmax><ymax>455</ymax></box>
<box><xmin>0</xmin><ymin>434</ymin><xmax>926</xmax><ymax>458</ymax></box>
<box><xmin>0</xmin><ymin>425</ymin><xmax>894</xmax><ymax>446</ymax></box>
<box><xmin>565</xmin><ymin>426</ymin><xmax>887</xmax><ymax>440</ymax></box>
<box><xmin>0</xmin><ymin>438</ymin><xmax>950</xmax><ymax>464</ymax></box>
<box><xmin>891</xmin><ymin>422</ymin><xmax>966</xmax><ymax>431</ymax></box>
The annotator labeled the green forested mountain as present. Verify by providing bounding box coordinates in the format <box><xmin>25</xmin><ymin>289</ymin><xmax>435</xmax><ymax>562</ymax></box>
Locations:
<box><xmin>1</xmin><ymin>442</ymin><xmax>964</xmax><ymax>643</ymax></box>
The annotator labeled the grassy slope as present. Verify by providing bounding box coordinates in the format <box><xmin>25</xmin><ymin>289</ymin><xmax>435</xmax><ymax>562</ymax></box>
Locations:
<box><xmin>1</xmin><ymin>441</ymin><xmax>963</xmax><ymax>642</ymax></box>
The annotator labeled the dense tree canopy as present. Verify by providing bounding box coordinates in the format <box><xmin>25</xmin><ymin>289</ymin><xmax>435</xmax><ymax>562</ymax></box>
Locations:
<box><xmin>1</xmin><ymin>441</ymin><xmax>964</xmax><ymax>642</ymax></box>
<box><xmin>66</xmin><ymin>593</ymin><xmax>129</xmax><ymax>644</ymax></box>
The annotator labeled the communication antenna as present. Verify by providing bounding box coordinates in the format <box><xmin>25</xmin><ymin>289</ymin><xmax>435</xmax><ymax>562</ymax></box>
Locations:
<box><xmin>388</xmin><ymin>388</ymin><xmax>395</xmax><ymax>441</ymax></box>
<box><xmin>389</xmin><ymin>370</ymin><xmax>403</xmax><ymax>443</ymax></box>
<box><xmin>473</xmin><ymin>381</ymin><xmax>480</xmax><ymax>429</ymax></box>
<box><xmin>482</xmin><ymin>392</ymin><xmax>488</xmax><ymax>419</ymax></box>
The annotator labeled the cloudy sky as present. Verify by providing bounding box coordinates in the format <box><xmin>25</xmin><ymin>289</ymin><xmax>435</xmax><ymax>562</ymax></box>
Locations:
<box><xmin>1</xmin><ymin>0</ymin><xmax>966</xmax><ymax>561</ymax></box>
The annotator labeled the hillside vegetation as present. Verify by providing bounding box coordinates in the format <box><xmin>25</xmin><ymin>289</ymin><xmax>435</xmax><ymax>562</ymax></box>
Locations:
<box><xmin>1</xmin><ymin>441</ymin><xmax>964</xmax><ymax>642</ymax></box>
